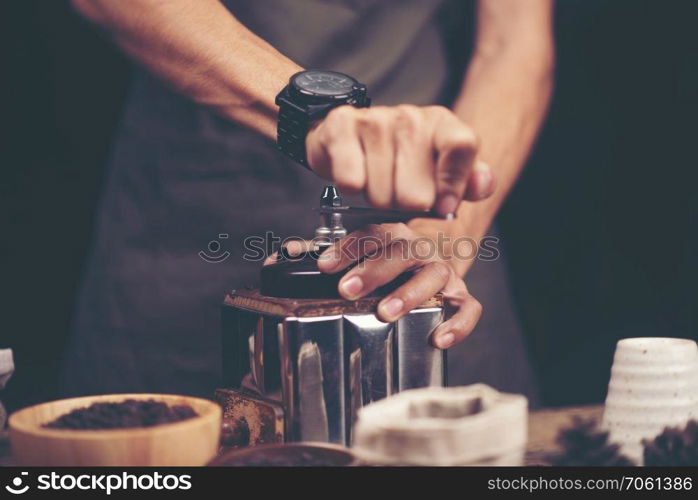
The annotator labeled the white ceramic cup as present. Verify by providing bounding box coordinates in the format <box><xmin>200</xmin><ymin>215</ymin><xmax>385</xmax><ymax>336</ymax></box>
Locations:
<box><xmin>602</xmin><ymin>337</ymin><xmax>698</xmax><ymax>464</ymax></box>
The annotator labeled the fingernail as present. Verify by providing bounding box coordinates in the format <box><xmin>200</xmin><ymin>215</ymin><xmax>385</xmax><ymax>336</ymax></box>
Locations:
<box><xmin>435</xmin><ymin>332</ymin><xmax>455</xmax><ymax>349</ymax></box>
<box><xmin>340</xmin><ymin>275</ymin><xmax>363</xmax><ymax>298</ymax></box>
<box><xmin>380</xmin><ymin>297</ymin><xmax>404</xmax><ymax>318</ymax></box>
<box><xmin>436</xmin><ymin>194</ymin><xmax>460</xmax><ymax>218</ymax></box>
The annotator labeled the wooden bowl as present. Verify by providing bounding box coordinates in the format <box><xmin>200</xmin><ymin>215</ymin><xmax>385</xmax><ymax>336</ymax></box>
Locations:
<box><xmin>9</xmin><ymin>393</ymin><xmax>222</xmax><ymax>466</ymax></box>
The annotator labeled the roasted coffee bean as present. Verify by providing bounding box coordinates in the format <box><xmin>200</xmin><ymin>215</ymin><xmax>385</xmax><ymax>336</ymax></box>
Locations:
<box><xmin>44</xmin><ymin>399</ymin><xmax>198</xmax><ymax>430</ymax></box>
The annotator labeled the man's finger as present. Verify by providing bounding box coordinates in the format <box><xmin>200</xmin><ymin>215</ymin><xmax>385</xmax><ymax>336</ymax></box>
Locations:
<box><xmin>306</xmin><ymin>106</ymin><xmax>366</xmax><ymax>194</ymax></box>
<box><xmin>392</xmin><ymin>105</ymin><xmax>435</xmax><ymax>211</ymax></box>
<box><xmin>463</xmin><ymin>160</ymin><xmax>495</xmax><ymax>201</ymax></box>
<box><xmin>263</xmin><ymin>252</ymin><xmax>278</xmax><ymax>266</ymax></box>
<box><xmin>263</xmin><ymin>239</ymin><xmax>315</xmax><ymax>266</ymax></box>
<box><xmin>376</xmin><ymin>261</ymin><xmax>451</xmax><ymax>322</ymax></box>
<box><xmin>430</xmin><ymin>287</ymin><xmax>483</xmax><ymax>349</ymax></box>
<box><xmin>359</xmin><ymin>107</ymin><xmax>395</xmax><ymax>208</ymax></box>
<box><xmin>432</xmin><ymin>110</ymin><xmax>479</xmax><ymax>216</ymax></box>
<box><xmin>335</xmin><ymin>238</ymin><xmax>419</xmax><ymax>300</ymax></box>
<box><xmin>317</xmin><ymin>222</ymin><xmax>410</xmax><ymax>273</ymax></box>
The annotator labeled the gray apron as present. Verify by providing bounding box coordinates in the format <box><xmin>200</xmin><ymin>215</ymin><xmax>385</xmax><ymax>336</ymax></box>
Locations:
<box><xmin>61</xmin><ymin>0</ymin><xmax>538</xmax><ymax>403</ymax></box>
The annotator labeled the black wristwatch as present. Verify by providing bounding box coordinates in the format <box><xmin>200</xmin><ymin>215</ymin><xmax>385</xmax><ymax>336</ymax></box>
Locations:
<box><xmin>275</xmin><ymin>70</ymin><xmax>370</xmax><ymax>168</ymax></box>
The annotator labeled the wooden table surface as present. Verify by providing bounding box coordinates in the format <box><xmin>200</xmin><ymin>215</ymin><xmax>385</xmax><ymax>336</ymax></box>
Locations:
<box><xmin>0</xmin><ymin>429</ymin><xmax>12</xmax><ymax>467</ymax></box>
<box><xmin>0</xmin><ymin>405</ymin><xmax>604</xmax><ymax>466</ymax></box>
<box><xmin>525</xmin><ymin>404</ymin><xmax>604</xmax><ymax>465</ymax></box>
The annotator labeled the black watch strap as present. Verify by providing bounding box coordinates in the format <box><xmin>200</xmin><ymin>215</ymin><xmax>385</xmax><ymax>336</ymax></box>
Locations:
<box><xmin>277</xmin><ymin>104</ymin><xmax>312</xmax><ymax>168</ymax></box>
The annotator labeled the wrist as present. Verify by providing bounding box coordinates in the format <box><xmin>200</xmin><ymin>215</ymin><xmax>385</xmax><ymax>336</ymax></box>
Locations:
<box><xmin>275</xmin><ymin>70</ymin><xmax>370</xmax><ymax>167</ymax></box>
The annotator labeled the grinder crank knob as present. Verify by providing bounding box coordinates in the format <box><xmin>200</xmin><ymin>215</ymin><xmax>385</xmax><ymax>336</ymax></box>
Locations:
<box><xmin>320</xmin><ymin>185</ymin><xmax>341</xmax><ymax>208</ymax></box>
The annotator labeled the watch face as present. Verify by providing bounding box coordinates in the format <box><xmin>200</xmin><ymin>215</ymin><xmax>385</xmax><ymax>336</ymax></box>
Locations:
<box><xmin>291</xmin><ymin>70</ymin><xmax>358</xmax><ymax>97</ymax></box>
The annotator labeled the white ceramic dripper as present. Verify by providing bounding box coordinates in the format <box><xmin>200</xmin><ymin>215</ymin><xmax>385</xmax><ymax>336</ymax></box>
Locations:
<box><xmin>601</xmin><ymin>337</ymin><xmax>698</xmax><ymax>464</ymax></box>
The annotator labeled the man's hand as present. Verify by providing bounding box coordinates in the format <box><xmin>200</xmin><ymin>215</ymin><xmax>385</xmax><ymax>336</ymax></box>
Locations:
<box><xmin>317</xmin><ymin>222</ymin><xmax>482</xmax><ymax>349</ymax></box>
<box><xmin>306</xmin><ymin>105</ymin><xmax>495</xmax><ymax>217</ymax></box>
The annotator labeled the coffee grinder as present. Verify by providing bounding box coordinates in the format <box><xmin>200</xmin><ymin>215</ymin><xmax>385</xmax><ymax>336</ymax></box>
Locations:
<box><xmin>216</xmin><ymin>186</ymin><xmax>448</xmax><ymax>447</ymax></box>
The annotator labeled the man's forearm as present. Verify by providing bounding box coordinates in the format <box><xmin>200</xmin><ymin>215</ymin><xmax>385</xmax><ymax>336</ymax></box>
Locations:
<box><xmin>408</xmin><ymin>0</ymin><xmax>554</xmax><ymax>276</ymax></box>
<box><xmin>452</xmin><ymin>44</ymin><xmax>554</xmax><ymax>237</ymax></box>
<box><xmin>451</xmin><ymin>0</ymin><xmax>555</xmax><ymax>239</ymax></box>
<box><xmin>71</xmin><ymin>0</ymin><xmax>301</xmax><ymax>139</ymax></box>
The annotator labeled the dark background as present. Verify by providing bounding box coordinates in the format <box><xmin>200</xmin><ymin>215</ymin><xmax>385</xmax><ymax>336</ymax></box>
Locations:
<box><xmin>2</xmin><ymin>0</ymin><xmax>697</xmax><ymax>410</ymax></box>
